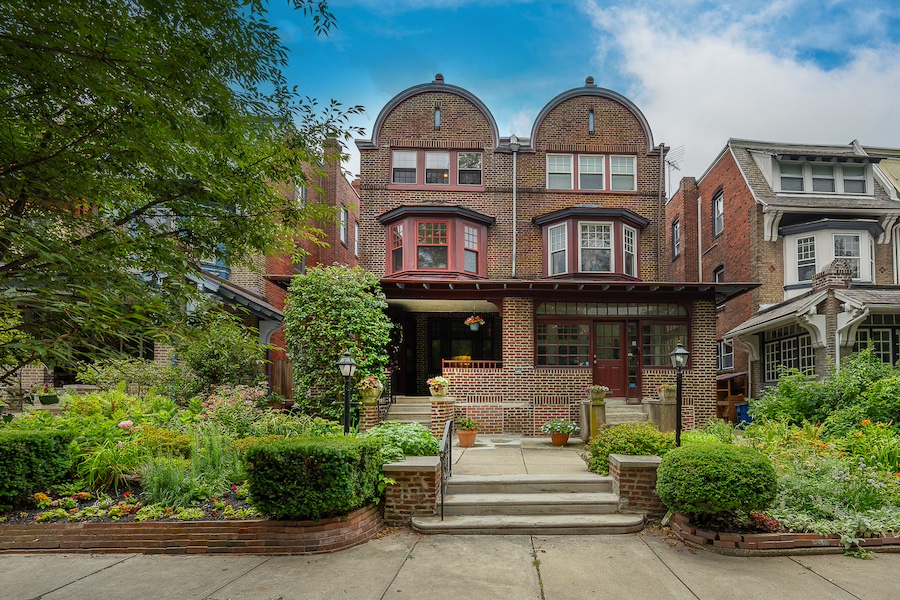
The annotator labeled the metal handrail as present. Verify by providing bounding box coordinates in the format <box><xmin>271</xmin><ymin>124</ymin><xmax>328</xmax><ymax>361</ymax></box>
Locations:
<box><xmin>439</xmin><ymin>418</ymin><xmax>454</xmax><ymax>521</ymax></box>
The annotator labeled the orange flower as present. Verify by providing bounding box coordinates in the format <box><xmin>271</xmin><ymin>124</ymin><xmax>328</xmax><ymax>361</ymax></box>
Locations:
<box><xmin>855</xmin><ymin>431</ymin><xmax>864</xmax><ymax>438</ymax></box>
<box><xmin>861</xmin><ymin>419</ymin><xmax>872</xmax><ymax>426</ymax></box>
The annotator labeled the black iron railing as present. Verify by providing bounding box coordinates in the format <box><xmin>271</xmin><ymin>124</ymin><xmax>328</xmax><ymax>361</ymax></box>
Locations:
<box><xmin>439</xmin><ymin>418</ymin><xmax>454</xmax><ymax>521</ymax></box>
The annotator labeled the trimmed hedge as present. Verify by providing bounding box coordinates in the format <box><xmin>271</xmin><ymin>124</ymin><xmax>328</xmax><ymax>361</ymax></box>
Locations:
<box><xmin>0</xmin><ymin>430</ymin><xmax>73</xmax><ymax>511</ymax></box>
<box><xmin>656</xmin><ymin>443</ymin><xmax>777</xmax><ymax>517</ymax></box>
<box><xmin>244</xmin><ymin>436</ymin><xmax>382</xmax><ymax>521</ymax></box>
<box><xmin>582</xmin><ymin>422</ymin><xmax>676</xmax><ymax>475</ymax></box>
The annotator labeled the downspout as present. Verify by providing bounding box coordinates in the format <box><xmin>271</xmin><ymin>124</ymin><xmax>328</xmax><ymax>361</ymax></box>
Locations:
<box><xmin>509</xmin><ymin>134</ymin><xmax>520</xmax><ymax>278</ymax></box>
<box><xmin>658</xmin><ymin>143</ymin><xmax>665</xmax><ymax>278</ymax></box>
<box><xmin>697</xmin><ymin>192</ymin><xmax>703</xmax><ymax>281</ymax></box>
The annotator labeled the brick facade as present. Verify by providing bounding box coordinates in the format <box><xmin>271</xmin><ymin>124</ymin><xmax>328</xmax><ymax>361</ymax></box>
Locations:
<box><xmin>356</xmin><ymin>76</ymin><xmax>722</xmax><ymax>433</ymax></box>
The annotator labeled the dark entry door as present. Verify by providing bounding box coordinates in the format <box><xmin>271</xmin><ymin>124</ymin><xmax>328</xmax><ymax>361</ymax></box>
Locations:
<box><xmin>593</xmin><ymin>322</ymin><xmax>627</xmax><ymax>396</ymax></box>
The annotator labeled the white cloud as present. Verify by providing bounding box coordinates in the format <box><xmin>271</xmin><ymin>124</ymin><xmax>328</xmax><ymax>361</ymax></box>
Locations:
<box><xmin>584</xmin><ymin>1</ymin><xmax>900</xmax><ymax>184</ymax></box>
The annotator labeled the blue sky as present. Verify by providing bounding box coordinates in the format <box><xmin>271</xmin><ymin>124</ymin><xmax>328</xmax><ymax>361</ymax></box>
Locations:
<box><xmin>269</xmin><ymin>0</ymin><xmax>900</xmax><ymax>190</ymax></box>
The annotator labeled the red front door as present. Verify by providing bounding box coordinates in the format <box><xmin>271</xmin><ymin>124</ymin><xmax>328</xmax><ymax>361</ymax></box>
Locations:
<box><xmin>593</xmin><ymin>322</ymin><xmax>627</xmax><ymax>396</ymax></box>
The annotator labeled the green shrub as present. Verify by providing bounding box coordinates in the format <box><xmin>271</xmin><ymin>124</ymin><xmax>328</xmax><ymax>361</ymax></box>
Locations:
<box><xmin>581</xmin><ymin>422</ymin><xmax>675</xmax><ymax>475</ymax></box>
<box><xmin>363</xmin><ymin>421</ymin><xmax>439</xmax><ymax>463</ymax></box>
<box><xmin>75</xmin><ymin>439</ymin><xmax>147</xmax><ymax>493</ymax></box>
<box><xmin>656</xmin><ymin>443</ymin><xmax>777</xmax><ymax>518</ymax></box>
<box><xmin>244</xmin><ymin>436</ymin><xmax>382</xmax><ymax>520</ymax></box>
<box><xmin>134</xmin><ymin>424</ymin><xmax>191</xmax><ymax>458</ymax></box>
<box><xmin>0</xmin><ymin>430</ymin><xmax>72</xmax><ymax>511</ymax></box>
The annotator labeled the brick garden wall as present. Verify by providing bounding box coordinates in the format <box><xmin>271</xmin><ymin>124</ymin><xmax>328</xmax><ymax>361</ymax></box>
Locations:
<box><xmin>0</xmin><ymin>505</ymin><xmax>383</xmax><ymax>555</ymax></box>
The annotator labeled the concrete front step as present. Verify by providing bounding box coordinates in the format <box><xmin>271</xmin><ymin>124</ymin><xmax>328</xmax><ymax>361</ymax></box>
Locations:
<box><xmin>447</xmin><ymin>474</ymin><xmax>612</xmax><ymax>495</ymax></box>
<box><xmin>443</xmin><ymin>492</ymin><xmax>619</xmax><ymax>516</ymax></box>
<box><xmin>392</xmin><ymin>395</ymin><xmax>437</xmax><ymax>404</ymax></box>
<box><xmin>410</xmin><ymin>513</ymin><xmax>645</xmax><ymax>535</ymax></box>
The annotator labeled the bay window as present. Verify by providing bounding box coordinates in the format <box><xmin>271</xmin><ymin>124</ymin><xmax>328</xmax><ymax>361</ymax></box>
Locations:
<box><xmin>797</xmin><ymin>236</ymin><xmax>816</xmax><ymax>282</ymax></box>
<box><xmin>834</xmin><ymin>234</ymin><xmax>860</xmax><ymax>278</ymax></box>
<box><xmin>580</xmin><ymin>223</ymin><xmax>612</xmax><ymax>272</ymax></box>
<box><xmin>549</xmin><ymin>224</ymin><xmax>567</xmax><ymax>276</ymax></box>
<box><xmin>623</xmin><ymin>226</ymin><xmax>637</xmax><ymax>277</ymax></box>
<box><xmin>378</xmin><ymin>206</ymin><xmax>493</xmax><ymax>277</ymax></box>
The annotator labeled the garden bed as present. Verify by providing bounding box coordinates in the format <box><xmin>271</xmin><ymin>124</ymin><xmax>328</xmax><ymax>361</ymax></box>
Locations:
<box><xmin>668</xmin><ymin>513</ymin><xmax>900</xmax><ymax>556</ymax></box>
<box><xmin>0</xmin><ymin>503</ymin><xmax>383</xmax><ymax>555</ymax></box>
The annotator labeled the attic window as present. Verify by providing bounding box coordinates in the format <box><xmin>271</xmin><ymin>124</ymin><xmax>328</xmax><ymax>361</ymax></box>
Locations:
<box><xmin>434</xmin><ymin>107</ymin><xmax>441</xmax><ymax>129</ymax></box>
<box><xmin>588</xmin><ymin>109</ymin><xmax>595</xmax><ymax>133</ymax></box>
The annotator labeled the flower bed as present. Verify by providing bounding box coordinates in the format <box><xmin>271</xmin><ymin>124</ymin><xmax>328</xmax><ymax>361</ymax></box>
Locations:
<box><xmin>0</xmin><ymin>504</ymin><xmax>383</xmax><ymax>555</ymax></box>
<box><xmin>668</xmin><ymin>513</ymin><xmax>900</xmax><ymax>555</ymax></box>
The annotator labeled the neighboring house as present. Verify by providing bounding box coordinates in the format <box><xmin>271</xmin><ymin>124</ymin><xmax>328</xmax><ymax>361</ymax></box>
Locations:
<box><xmin>667</xmin><ymin>138</ymin><xmax>900</xmax><ymax>397</ymax></box>
<box><xmin>13</xmin><ymin>148</ymin><xmax>359</xmax><ymax>398</ymax></box>
<box><xmin>356</xmin><ymin>75</ymin><xmax>747</xmax><ymax>434</ymax></box>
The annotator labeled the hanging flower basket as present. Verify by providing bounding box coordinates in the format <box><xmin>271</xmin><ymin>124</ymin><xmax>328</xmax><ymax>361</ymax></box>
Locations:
<box><xmin>464</xmin><ymin>315</ymin><xmax>484</xmax><ymax>331</ymax></box>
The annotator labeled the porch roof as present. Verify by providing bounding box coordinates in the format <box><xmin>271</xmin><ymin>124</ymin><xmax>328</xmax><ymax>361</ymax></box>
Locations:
<box><xmin>380</xmin><ymin>278</ymin><xmax>755</xmax><ymax>305</ymax></box>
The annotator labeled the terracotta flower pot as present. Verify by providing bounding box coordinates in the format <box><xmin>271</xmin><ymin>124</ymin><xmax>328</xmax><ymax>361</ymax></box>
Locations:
<box><xmin>457</xmin><ymin>429</ymin><xmax>477</xmax><ymax>448</ymax></box>
<box><xmin>550</xmin><ymin>433</ymin><xmax>570</xmax><ymax>446</ymax></box>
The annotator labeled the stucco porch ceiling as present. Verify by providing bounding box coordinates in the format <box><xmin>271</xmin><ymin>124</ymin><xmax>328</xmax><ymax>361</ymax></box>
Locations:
<box><xmin>387</xmin><ymin>299</ymin><xmax>499</xmax><ymax>313</ymax></box>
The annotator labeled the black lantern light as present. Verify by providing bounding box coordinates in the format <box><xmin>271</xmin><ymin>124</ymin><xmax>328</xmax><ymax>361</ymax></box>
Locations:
<box><xmin>335</xmin><ymin>352</ymin><xmax>358</xmax><ymax>434</ymax></box>
<box><xmin>669</xmin><ymin>341</ymin><xmax>689</xmax><ymax>446</ymax></box>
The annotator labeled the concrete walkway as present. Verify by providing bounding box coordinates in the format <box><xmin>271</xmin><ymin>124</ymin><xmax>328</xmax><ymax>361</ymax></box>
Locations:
<box><xmin>2</xmin><ymin>528</ymin><xmax>898</xmax><ymax>599</ymax></box>
<box><xmin>2</xmin><ymin>435</ymin><xmax>899</xmax><ymax>599</ymax></box>
<box><xmin>449</xmin><ymin>434</ymin><xmax>589</xmax><ymax>476</ymax></box>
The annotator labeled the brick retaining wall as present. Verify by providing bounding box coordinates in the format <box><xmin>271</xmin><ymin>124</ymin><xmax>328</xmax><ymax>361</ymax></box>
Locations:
<box><xmin>383</xmin><ymin>456</ymin><xmax>441</xmax><ymax>526</ymax></box>
<box><xmin>0</xmin><ymin>504</ymin><xmax>383</xmax><ymax>555</ymax></box>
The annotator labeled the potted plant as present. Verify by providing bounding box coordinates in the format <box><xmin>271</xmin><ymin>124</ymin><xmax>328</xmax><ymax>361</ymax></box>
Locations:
<box><xmin>656</xmin><ymin>383</ymin><xmax>677</xmax><ymax>402</ymax></box>
<box><xmin>456</xmin><ymin>417</ymin><xmax>479</xmax><ymax>447</ymax></box>
<box><xmin>540</xmin><ymin>418</ymin><xmax>579</xmax><ymax>446</ymax></box>
<box><xmin>357</xmin><ymin>375</ymin><xmax>384</xmax><ymax>404</ymax></box>
<box><xmin>426</xmin><ymin>375</ymin><xmax>450</xmax><ymax>397</ymax></box>
<box><xmin>464</xmin><ymin>315</ymin><xmax>484</xmax><ymax>331</ymax></box>
<box><xmin>586</xmin><ymin>384</ymin><xmax>609</xmax><ymax>404</ymax></box>
<box><xmin>31</xmin><ymin>384</ymin><xmax>59</xmax><ymax>405</ymax></box>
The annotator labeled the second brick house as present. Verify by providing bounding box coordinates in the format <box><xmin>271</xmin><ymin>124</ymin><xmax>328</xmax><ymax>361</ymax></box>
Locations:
<box><xmin>356</xmin><ymin>75</ymin><xmax>748</xmax><ymax>434</ymax></box>
<box><xmin>667</xmin><ymin>138</ymin><xmax>900</xmax><ymax>397</ymax></box>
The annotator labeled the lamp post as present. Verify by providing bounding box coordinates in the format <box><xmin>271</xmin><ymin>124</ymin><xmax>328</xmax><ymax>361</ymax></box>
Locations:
<box><xmin>669</xmin><ymin>341</ymin><xmax>690</xmax><ymax>446</ymax></box>
<box><xmin>335</xmin><ymin>352</ymin><xmax>358</xmax><ymax>434</ymax></box>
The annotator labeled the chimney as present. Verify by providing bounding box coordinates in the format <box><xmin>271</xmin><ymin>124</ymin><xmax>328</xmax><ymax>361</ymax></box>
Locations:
<box><xmin>811</xmin><ymin>259</ymin><xmax>853</xmax><ymax>292</ymax></box>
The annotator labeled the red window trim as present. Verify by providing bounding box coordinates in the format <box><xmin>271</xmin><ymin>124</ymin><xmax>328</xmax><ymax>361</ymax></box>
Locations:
<box><xmin>540</xmin><ymin>218</ymin><xmax>641</xmax><ymax>279</ymax></box>
<box><xmin>389</xmin><ymin>149</ymin><xmax>485</xmax><ymax>191</ymax></box>
<box><xmin>385</xmin><ymin>216</ymin><xmax>488</xmax><ymax>277</ymax></box>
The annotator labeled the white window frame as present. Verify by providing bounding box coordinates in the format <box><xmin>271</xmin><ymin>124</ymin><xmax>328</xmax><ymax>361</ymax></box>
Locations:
<box><xmin>392</xmin><ymin>150</ymin><xmax>418</xmax><ymax>184</ymax></box>
<box><xmin>549</xmin><ymin>223</ymin><xmax>568</xmax><ymax>275</ymax></box>
<box><xmin>610</xmin><ymin>156</ymin><xmax>636</xmax><ymax>191</ymax></box>
<box><xmin>463</xmin><ymin>224</ymin><xmax>479</xmax><ymax>274</ymax></box>
<box><xmin>713</xmin><ymin>266</ymin><xmax>725</xmax><ymax>283</ymax></box>
<box><xmin>717</xmin><ymin>340</ymin><xmax>734</xmax><ymax>371</ymax></box>
<box><xmin>811</xmin><ymin>163</ymin><xmax>835</xmax><ymax>193</ymax></box>
<box><xmin>354</xmin><ymin>222</ymin><xmax>359</xmax><ymax>257</ymax></box>
<box><xmin>777</xmin><ymin>160</ymin><xmax>871</xmax><ymax>195</ymax></box>
<box><xmin>797</xmin><ymin>236</ymin><xmax>816</xmax><ymax>282</ymax></box>
<box><xmin>578</xmin><ymin>221</ymin><xmax>614</xmax><ymax>273</ymax></box>
<box><xmin>339</xmin><ymin>207</ymin><xmax>348</xmax><ymax>244</ymax></box>
<box><xmin>713</xmin><ymin>191</ymin><xmax>724</xmax><ymax>236</ymax></box>
<box><xmin>547</xmin><ymin>154</ymin><xmax>573</xmax><ymax>190</ymax></box>
<box><xmin>623</xmin><ymin>225</ymin><xmax>637</xmax><ymax>277</ymax></box>
<box><xmin>579</xmin><ymin>155</ymin><xmax>605</xmax><ymax>190</ymax></box>
<box><xmin>672</xmin><ymin>220</ymin><xmax>681</xmax><ymax>257</ymax></box>
<box><xmin>833</xmin><ymin>233</ymin><xmax>861</xmax><ymax>279</ymax></box>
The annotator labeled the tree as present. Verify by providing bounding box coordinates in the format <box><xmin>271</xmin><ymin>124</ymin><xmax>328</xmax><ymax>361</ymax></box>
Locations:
<box><xmin>0</xmin><ymin>0</ymin><xmax>362</xmax><ymax>383</ymax></box>
<box><xmin>283</xmin><ymin>265</ymin><xmax>392</xmax><ymax>419</ymax></box>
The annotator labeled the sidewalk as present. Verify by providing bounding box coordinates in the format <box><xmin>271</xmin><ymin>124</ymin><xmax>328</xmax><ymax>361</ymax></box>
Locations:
<box><xmin>2</xmin><ymin>436</ymin><xmax>899</xmax><ymax>599</ymax></box>
<box><xmin>2</xmin><ymin>528</ymin><xmax>898</xmax><ymax>599</ymax></box>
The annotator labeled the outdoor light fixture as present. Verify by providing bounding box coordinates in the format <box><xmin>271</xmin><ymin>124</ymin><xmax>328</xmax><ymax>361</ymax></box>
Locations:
<box><xmin>335</xmin><ymin>352</ymin><xmax>358</xmax><ymax>434</ymax></box>
<box><xmin>669</xmin><ymin>341</ymin><xmax>689</xmax><ymax>446</ymax></box>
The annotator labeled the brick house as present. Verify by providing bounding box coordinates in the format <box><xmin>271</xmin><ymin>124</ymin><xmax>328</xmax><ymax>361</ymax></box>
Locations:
<box><xmin>356</xmin><ymin>75</ymin><xmax>748</xmax><ymax>434</ymax></box>
<box><xmin>12</xmin><ymin>150</ymin><xmax>359</xmax><ymax>398</ymax></box>
<box><xmin>667</xmin><ymin>138</ymin><xmax>900</xmax><ymax>397</ymax></box>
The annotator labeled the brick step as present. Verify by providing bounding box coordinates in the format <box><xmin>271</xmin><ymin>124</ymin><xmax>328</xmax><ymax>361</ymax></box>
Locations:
<box><xmin>410</xmin><ymin>513</ymin><xmax>644</xmax><ymax>535</ymax></box>
<box><xmin>443</xmin><ymin>492</ymin><xmax>619</xmax><ymax>516</ymax></box>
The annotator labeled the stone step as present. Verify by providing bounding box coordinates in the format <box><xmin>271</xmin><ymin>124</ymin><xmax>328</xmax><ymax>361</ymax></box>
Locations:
<box><xmin>443</xmin><ymin>492</ymin><xmax>619</xmax><ymax>516</ymax></box>
<box><xmin>606</xmin><ymin>414</ymin><xmax>649</xmax><ymax>425</ymax></box>
<box><xmin>392</xmin><ymin>395</ymin><xmax>438</xmax><ymax>404</ymax></box>
<box><xmin>410</xmin><ymin>513</ymin><xmax>644</xmax><ymax>535</ymax></box>
<box><xmin>447</xmin><ymin>474</ymin><xmax>612</xmax><ymax>495</ymax></box>
<box><xmin>386</xmin><ymin>404</ymin><xmax>431</xmax><ymax>415</ymax></box>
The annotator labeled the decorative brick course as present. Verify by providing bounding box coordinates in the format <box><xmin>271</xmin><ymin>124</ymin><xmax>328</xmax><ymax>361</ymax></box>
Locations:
<box><xmin>0</xmin><ymin>505</ymin><xmax>383</xmax><ymax>555</ymax></box>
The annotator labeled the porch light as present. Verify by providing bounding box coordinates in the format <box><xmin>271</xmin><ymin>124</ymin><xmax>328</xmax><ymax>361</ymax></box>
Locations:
<box><xmin>335</xmin><ymin>352</ymin><xmax>358</xmax><ymax>434</ymax></box>
<box><xmin>669</xmin><ymin>342</ymin><xmax>689</xmax><ymax>446</ymax></box>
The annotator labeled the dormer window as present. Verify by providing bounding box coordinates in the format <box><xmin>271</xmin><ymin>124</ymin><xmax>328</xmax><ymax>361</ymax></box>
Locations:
<box><xmin>534</xmin><ymin>207</ymin><xmax>648</xmax><ymax>279</ymax></box>
<box><xmin>776</xmin><ymin>160</ymin><xmax>871</xmax><ymax>195</ymax></box>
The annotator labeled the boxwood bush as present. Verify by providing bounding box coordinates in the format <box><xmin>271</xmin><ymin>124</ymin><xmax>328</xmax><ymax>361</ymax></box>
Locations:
<box><xmin>0</xmin><ymin>430</ymin><xmax>72</xmax><ymax>511</ymax></box>
<box><xmin>244</xmin><ymin>436</ymin><xmax>382</xmax><ymax>520</ymax></box>
<box><xmin>656</xmin><ymin>443</ymin><xmax>777</xmax><ymax>519</ymax></box>
<box><xmin>582</xmin><ymin>422</ymin><xmax>675</xmax><ymax>475</ymax></box>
